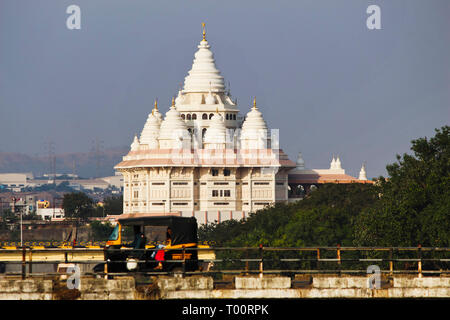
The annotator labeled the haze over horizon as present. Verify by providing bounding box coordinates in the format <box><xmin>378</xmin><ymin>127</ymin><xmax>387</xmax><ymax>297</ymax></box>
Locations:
<box><xmin>1</xmin><ymin>0</ymin><xmax>449</xmax><ymax>179</ymax></box>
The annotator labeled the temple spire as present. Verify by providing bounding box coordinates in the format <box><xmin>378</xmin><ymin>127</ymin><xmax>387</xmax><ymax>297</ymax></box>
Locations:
<box><xmin>202</xmin><ymin>22</ymin><xmax>206</xmax><ymax>41</ymax></box>
<box><xmin>359</xmin><ymin>162</ymin><xmax>367</xmax><ymax>180</ymax></box>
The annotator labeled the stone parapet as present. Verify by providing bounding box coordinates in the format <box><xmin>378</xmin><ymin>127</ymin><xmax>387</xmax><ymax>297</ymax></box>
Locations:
<box><xmin>0</xmin><ymin>275</ymin><xmax>448</xmax><ymax>299</ymax></box>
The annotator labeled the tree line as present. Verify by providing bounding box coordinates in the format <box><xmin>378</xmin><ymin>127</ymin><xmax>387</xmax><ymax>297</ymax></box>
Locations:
<box><xmin>199</xmin><ymin>126</ymin><xmax>449</xmax><ymax>248</ymax></box>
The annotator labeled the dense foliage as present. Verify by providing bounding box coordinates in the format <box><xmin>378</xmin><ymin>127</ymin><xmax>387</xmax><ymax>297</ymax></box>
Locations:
<box><xmin>199</xmin><ymin>126</ymin><xmax>449</xmax><ymax>248</ymax></box>
<box><xmin>102</xmin><ymin>195</ymin><xmax>123</xmax><ymax>215</ymax></box>
<box><xmin>62</xmin><ymin>192</ymin><xmax>96</xmax><ymax>222</ymax></box>
<box><xmin>62</xmin><ymin>193</ymin><xmax>123</xmax><ymax>221</ymax></box>
<box><xmin>199</xmin><ymin>184</ymin><xmax>378</xmax><ymax>247</ymax></box>
<box><xmin>354</xmin><ymin>126</ymin><xmax>449</xmax><ymax>247</ymax></box>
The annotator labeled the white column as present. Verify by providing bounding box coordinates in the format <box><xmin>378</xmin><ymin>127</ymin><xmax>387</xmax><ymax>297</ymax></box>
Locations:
<box><xmin>146</xmin><ymin>169</ymin><xmax>150</xmax><ymax>211</ymax></box>
<box><xmin>249</xmin><ymin>168</ymin><xmax>253</xmax><ymax>213</ymax></box>
<box><xmin>167</xmin><ymin>168</ymin><xmax>172</xmax><ymax>212</ymax></box>
<box><xmin>191</xmin><ymin>168</ymin><xmax>195</xmax><ymax>212</ymax></box>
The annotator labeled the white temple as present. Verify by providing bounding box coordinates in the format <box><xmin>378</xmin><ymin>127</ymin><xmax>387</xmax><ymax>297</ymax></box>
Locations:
<box><xmin>115</xmin><ymin>25</ymin><xmax>371</xmax><ymax>223</ymax></box>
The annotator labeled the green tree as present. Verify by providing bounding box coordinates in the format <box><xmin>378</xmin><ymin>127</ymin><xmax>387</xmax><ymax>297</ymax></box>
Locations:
<box><xmin>62</xmin><ymin>192</ymin><xmax>95</xmax><ymax>222</ymax></box>
<box><xmin>354</xmin><ymin>126</ymin><xmax>450</xmax><ymax>247</ymax></box>
<box><xmin>199</xmin><ymin>183</ymin><xmax>378</xmax><ymax>247</ymax></box>
<box><xmin>103</xmin><ymin>195</ymin><xmax>123</xmax><ymax>215</ymax></box>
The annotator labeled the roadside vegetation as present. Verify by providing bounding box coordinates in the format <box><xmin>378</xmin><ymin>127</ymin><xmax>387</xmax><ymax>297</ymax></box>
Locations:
<box><xmin>199</xmin><ymin>126</ymin><xmax>449</xmax><ymax>248</ymax></box>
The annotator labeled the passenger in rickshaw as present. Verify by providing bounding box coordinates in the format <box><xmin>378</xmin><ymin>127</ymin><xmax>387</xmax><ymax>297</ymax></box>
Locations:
<box><xmin>130</xmin><ymin>226</ymin><xmax>147</xmax><ymax>249</ymax></box>
<box><xmin>153</xmin><ymin>227</ymin><xmax>172</xmax><ymax>270</ymax></box>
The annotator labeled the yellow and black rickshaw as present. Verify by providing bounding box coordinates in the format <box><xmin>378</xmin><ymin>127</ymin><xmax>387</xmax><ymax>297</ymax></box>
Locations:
<box><xmin>94</xmin><ymin>215</ymin><xmax>213</xmax><ymax>273</ymax></box>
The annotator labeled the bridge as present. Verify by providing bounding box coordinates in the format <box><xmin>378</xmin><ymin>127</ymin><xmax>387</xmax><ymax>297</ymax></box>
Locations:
<box><xmin>0</xmin><ymin>246</ymin><xmax>449</xmax><ymax>299</ymax></box>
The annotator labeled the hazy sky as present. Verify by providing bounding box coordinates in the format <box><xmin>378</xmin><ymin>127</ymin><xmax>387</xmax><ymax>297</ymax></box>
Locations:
<box><xmin>0</xmin><ymin>0</ymin><xmax>449</xmax><ymax>178</ymax></box>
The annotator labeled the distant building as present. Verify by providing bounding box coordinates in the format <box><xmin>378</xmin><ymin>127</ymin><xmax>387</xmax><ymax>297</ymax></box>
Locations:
<box><xmin>287</xmin><ymin>153</ymin><xmax>373</xmax><ymax>200</ymax></box>
<box><xmin>99</xmin><ymin>174</ymin><xmax>123</xmax><ymax>190</ymax></box>
<box><xmin>42</xmin><ymin>173</ymin><xmax>78</xmax><ymax>179</ymax></box>
<box><xmin>0</xmin><ymin>173</ymin><xmax>123</xmax><ymax>193</ymax></box>
<box><xmin>35</xmin><ymin>207</ymin><xmax>65</xmax><ymax>220</ymax></box>
<box><xmin>0</xmin><ymin>173</ymin><xmax>32</xmax><ymax>192</ymax></box>
<box><xmin>71</xmin><ymin>179</ymin><xmax>109</xmax><ymax>191</ymax></box>
<box><xmin>8</xmin><ymin>194</ymin><xmax>38</xmax><ymax>214</ymax></box>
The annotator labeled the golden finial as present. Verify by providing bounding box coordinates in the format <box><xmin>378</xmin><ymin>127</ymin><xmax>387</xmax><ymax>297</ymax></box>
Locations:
<box><xmin>171</xmin><ymin>96</ymin><xmax>175</xmax><ymax>107</ymax></box>
<box><xmin>154</xmin><ymin>99</ymin><xmax>158</xmax><ymax>111</ymax></box>
<box><xmin>202</xmin><ymin>22</ymin><xmax>206</xmax><ymax>41</ymax></box>
<box><xmin>252</xmin><ymin>97</ymin><xmax>257</xmax><ymax>109</ymax></box>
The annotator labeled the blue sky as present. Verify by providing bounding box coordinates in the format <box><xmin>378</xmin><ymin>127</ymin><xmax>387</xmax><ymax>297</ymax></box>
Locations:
<box><xmin>0</xmin><ymin>0</ymin><xmax>449</xmax><ymax>178</ymax></box>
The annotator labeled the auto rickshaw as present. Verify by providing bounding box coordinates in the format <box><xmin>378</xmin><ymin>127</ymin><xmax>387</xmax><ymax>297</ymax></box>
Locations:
<box><xmin>94</xmin><ymin>214</ymin><xmax>214</xmax><ymax>273</ymax></box>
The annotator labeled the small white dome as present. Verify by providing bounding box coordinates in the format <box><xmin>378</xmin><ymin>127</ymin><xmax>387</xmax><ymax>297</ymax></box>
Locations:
<box><xmin>359</xmin><ymin>163</ymin><xmax>367</xmax><ymax>180</ymax></box>
<box><xmin>296</xmin><ymin>152</ymin><xmax>305</xmax><ymax>169</ymax></box>
<box><xmin>335</xmin><ymin>156</ymin><xmax>342</xmax><ymax>169</ymax></box>
<box><xmin>330</xmin><ymin>157</ymin><xmax>336</xmax><ymax>169</ymax></box>
<box><xmin>205</xmin><ymin>91</ymin><xmax>216</xmax><ymax>105</ymax></box>
<box><xmin>140</xmin><ymin>111</ymin><xmax>160</xmax><ymax>149</ymax></box>
<box><xmin>158</xmin><ymin>98</ymin><xmax>191</xmax><ymax>148</ymax></box>
<box><xmin>240</xmin><ymin>98</ymin><xmax>269</xmax><ymax>149</ymax></box>
<box><xmin>130</xmin><ymin>135</ymin><xmax>140</xmax><ymax>151</ymax></box>
<box><xmin>241</xmin><ymin>100</ymin><xmax>268</xmax><ymax>132</ymax></box>
<box><xmin>204</xmin><ymin>112</ymin><xmax>226</xmax><ymax>148</ymax></box>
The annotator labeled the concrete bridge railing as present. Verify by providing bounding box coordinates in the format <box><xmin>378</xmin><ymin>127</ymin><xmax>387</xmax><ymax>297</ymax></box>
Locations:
<box><xmin>0</xmin><ymin>275</ymin><xmax>448</xmax><ymax>300</ymax></box>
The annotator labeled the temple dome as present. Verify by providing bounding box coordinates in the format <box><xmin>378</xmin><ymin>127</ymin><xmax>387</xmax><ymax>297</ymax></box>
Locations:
<box><xmin>296</xmin><ymin>152</ymin><xmax>305</xmax><ymax>169</ymax></box>
<box><xmin>183</xmin><ymin>38</ymin><xmax>225</xmax><ymax>93</ymax></box>
<box><xmin>205</xmin><ymin>90</ymin><xmax>216</xmax><ymax>105</ymax></box>
<box><xmin>204</xmin><ymin>111</ymin><xmax>227</xmax><ymax>148</ymax></box>
<box><xmin>240</xmin><ymin>98</ymin><xmax>269</xmax><ymax>149</ymax></box>
<box><xmin>140</xmin><ymin>111</ymin><xmax>160</xmax><ymax>149</ymax></box>
<box><xmin>359</xmin><ymin>163</ymin><xmax>367</xmax><ymax>180</ymax></box>
<box><xmin>130</xmin><ymin>135</ymin><xmax>140</xmax><ymax>151</ymax></box>
<box><xmin>158</xmin><ymin>98</ymin><xmax>191</xmax><ymax>149</ymax></box>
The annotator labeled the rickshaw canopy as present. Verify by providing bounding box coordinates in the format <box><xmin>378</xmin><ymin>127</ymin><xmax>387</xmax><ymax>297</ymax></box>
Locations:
<box><xmin>117</xmin><ymin>215</ymin><xmax>198</xmax><ymax>246</ymax></box>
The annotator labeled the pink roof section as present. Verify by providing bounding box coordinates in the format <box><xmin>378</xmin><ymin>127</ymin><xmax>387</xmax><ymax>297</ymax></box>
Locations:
<box><xmin>119</xmin><ymin>212</ymin><xmax>182</xmax><ymax>220</ymax></box>
<box><xmin>288</xmin><ymin>173</ymin><xmax>374</xmax><ymax>184</ymax></box>
<box><xmin>115</xmin><ymin>148</ymin><xmax>296</xmax><ymax>169</ymax></box>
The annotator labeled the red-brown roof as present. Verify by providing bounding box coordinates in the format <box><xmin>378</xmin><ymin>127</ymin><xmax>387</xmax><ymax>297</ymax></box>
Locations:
<box><xmin>288</xmin><ymin>173</ymin><xmax>373</xmax><ymax>184</ymax></box>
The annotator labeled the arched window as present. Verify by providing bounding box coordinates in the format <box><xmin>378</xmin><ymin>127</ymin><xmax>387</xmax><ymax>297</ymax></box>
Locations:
<box><xmin>202</xmin><ymin>128</ymin><xmax>207</xmax><ymax>138</ymax></box>
<box><xmin>181</xmin><ymin>114</ymin><xmax>185</xmax><ymax>120</ymax></box>
<box><xmin>202</xmin><ymin>113</ymin><xmax>208</xmax><ymax>120</ymax></box>
<box><xmin>233</xmin><ymin>114</ymin><xmax>236</xmax><ymax>120</ymax></box>
<box><xmin>226</xmin><ymin>114</ymin><xmax>229</xmax><ymax>120</ymax></box>
<box><xmin>209</xmin><ymin>113</ymin><xmax>214</xmax><ymax>119</ymax></box>
<box><xmin>187</xmin><ymin>114</ymin><xmax>191</xmax><ymax>120</ymax></box>
<box><xmin>192</xmin><ymin>113</ymin><xmax>197</xmax><ymax>120</ymax></box>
